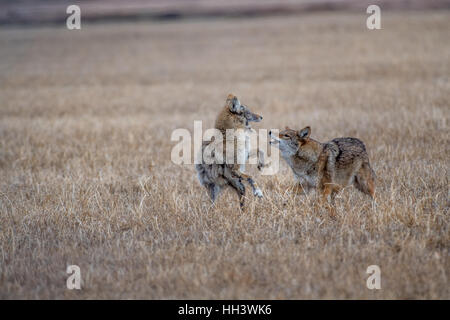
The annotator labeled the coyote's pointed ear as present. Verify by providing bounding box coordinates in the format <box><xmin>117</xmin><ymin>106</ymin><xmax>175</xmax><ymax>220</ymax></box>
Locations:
<box><xmin>298</xmin><ymin>126</ymin><xmax>311</xmax><ymax>139</ymax></box>
<box><xmin>228</xmin><ymin>95</ymin><xmax>241</xmax><ymax>113</ymax></box>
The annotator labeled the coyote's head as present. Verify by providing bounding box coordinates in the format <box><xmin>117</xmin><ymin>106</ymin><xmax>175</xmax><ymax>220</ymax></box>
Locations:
<box><xmin>226</xmin><ymin>94</ymin><xmax>263</xmax><ymax>128</ymax></box>
<box><xmin>269</xmin><ymin>126</ymin><xmax>311</xmax><ymax>156</ymax></box>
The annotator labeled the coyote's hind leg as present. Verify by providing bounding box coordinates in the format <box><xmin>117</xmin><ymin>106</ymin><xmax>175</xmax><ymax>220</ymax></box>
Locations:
<box><xmin>354</xmin><ymin>162</ymin><xmax>376</xmax><ymax>199</ymax></box>
<box><xmin>224</xmin><ymin>167</ymin><xmax>247</xmax><ymax>208</ymax></box>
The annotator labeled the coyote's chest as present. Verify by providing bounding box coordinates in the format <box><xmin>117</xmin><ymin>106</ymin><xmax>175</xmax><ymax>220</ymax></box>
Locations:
<box><xmin>283</xmin><ymin>154</ymin><xmax>318</xmax><ymax>187</ymax></box>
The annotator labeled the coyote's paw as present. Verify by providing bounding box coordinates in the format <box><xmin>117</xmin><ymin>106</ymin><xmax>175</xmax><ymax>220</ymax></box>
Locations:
<box><xmin>257</xmin><ymin>161</ymin><xmax>271</xmax><ymax>171</ymax></box>
<box><xmin>254</xmin><ymin>188</ymin><xmax>263</xmax><ymax>198</ymax></box>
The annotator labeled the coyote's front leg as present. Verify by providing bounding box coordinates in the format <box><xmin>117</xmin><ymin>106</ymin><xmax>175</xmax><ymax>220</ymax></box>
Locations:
<box><xmin>246</xmin><ymin>148</ymin><xmax>269</xmax><ymax>171</ymax></box>
<box><xmin>231</xmin><ymin>169</ymin><xmax>263</xmax><ymax>199</ymax></box>
<box><xmin>256</xmin><ymin>149</ymin><xmax>267</xmax><ymax>171</ymax></box>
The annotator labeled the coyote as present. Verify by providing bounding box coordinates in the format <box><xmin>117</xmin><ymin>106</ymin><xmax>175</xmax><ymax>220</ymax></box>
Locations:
<box><xmin>269</xmin><ymin>126</ymin><xmax>375</xmax><ymax>203</ymax></box>
<box><xmin>196</xmin><ymin>94</ymin><xmax>265</xmax><ymax>208</ymax></box>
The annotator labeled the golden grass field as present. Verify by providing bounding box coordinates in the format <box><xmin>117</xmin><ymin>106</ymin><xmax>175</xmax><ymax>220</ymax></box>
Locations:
<box><xmin>0</xmin><ymin>11</ymin><xmax>449</xmax><ymax>299</ymax></box>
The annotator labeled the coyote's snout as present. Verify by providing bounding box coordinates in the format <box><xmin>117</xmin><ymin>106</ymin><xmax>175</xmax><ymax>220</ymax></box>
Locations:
<box><xmin>243</xmin><ymin>108</ymin><xmax>263</xmax><ymax>126</ymax></box>
<box><xmin>196</xmin><ymin>94</ymin><xmax>265</xmax><ymax>208</ymax></box>
<box><xmin>270</xmin><ymin>126</ymin><xmax>375</xmax><ymax>203</ymax></box>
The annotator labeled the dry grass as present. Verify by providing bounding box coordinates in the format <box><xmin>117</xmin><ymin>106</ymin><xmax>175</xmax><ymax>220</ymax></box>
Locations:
<box><xmin>0</xmin><ymin>11</ymin><xmax>449</xmax><ymax>299</ymax></box>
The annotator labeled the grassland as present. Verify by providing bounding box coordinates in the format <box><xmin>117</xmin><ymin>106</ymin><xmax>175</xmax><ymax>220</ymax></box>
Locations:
<box><xmin>0</xmin><ymin>11</ymin><xmax>449</xmax><ymax>299</ymax></box>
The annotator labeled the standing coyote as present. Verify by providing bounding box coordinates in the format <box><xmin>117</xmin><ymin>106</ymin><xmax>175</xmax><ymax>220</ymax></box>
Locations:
<box><xmin>270</xmin><ymin>126</ymin><xmax>375</xmax><ymax>203</ymax></box>
<box><xmin>196</xmin><ymin>94</ymin><xmax>264</xmax><ymax>208</ymax></box>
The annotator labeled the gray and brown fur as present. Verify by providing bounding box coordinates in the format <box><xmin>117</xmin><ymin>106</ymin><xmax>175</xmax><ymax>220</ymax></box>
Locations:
<box><xmin>270</xmin><ymin>126</ymin><xmax>375</xmax><ymax>203</ymax></box>
<box><xmin>196</xmin><ymin>94</ymin><xmax>264</xmax><ymax>208</ymax></box>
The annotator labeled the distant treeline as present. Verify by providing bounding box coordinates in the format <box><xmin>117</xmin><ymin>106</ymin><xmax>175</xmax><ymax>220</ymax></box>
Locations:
<box><xmin>1</xmin><ymin>0</ymin><xmax>449</xmax><ymax>25</ymax></box>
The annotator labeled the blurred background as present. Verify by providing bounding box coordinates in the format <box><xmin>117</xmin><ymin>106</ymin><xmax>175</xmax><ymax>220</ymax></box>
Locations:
<box><xmin>1</xmin><ymin>0</ymin><xmax>449</xmax><ymax>25</ymax></box>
